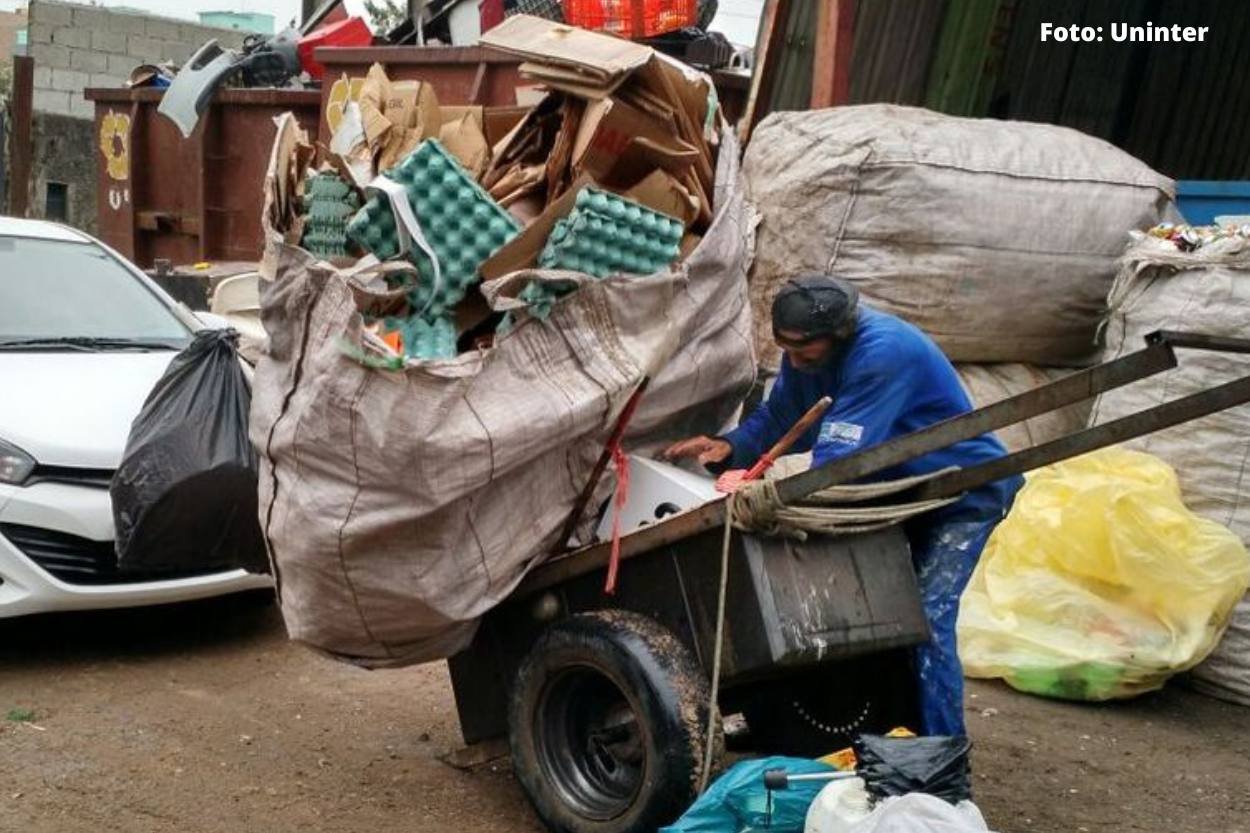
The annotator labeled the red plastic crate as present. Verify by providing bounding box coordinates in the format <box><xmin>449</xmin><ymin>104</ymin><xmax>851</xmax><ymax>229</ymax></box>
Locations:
<box><xmin>298</xmin><ymin>16</ymin><xmax>374</xmax><ymax>80</ymax></box>
<box><xmin>562</xmin><ymin>0</ymin><xmax>697</xmax><ymax>39</ymax></box>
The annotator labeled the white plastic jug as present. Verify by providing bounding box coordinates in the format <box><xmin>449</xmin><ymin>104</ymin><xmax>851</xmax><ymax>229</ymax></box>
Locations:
<box><xmin>804</xmin><ymin>776</ymin><xmax>872</xmax><ymax>833</ymax></box>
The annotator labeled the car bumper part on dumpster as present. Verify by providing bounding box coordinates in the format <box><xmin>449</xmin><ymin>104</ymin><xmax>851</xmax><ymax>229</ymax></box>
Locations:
<box><xmin>0</xmin><ymin>479</ymin><xmax>270</xmax><ymax>618</ymax></box>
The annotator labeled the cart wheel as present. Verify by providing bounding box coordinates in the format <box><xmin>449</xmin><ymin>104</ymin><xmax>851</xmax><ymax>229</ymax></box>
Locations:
<box><xmin>509</xmin><ymin>610</ymin><xmax>719</xmax><ymax>833</ymax></box>
<box><xmin>741</xmin><ymin>649</ymin><xmax>919</xmax><ymax>757</ymax></box>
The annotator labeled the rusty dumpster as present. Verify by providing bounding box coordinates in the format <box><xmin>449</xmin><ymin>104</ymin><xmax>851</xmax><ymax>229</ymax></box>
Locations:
<box><xmin>85</xmin><ymin>87</ymin><xmax>323</xmax><ymax>268</ymax></box>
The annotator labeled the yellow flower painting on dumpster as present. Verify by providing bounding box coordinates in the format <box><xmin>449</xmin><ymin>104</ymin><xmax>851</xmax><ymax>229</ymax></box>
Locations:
<box><xmin>99</xmin><ymin>110</ymin><xmax>131</xmax><ymax>183</ymax></box>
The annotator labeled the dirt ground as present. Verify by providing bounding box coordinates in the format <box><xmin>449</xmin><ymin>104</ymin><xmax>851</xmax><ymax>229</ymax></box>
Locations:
<box><xmin>2</xmin><ymin>592</ymin><xmax>1247</xmax><ymax>833</ymax></box>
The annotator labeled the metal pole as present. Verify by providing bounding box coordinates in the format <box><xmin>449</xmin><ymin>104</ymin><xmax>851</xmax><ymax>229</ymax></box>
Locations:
<box><xmin>914</xmin><ymin>372</ymin><xmax>1250</xmax><ymax>501</ymax></box>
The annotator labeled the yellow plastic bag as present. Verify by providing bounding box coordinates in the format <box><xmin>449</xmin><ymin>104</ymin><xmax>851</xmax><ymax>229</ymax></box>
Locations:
<box><xmin>958</xmin><ymin>447</ymin><xmax>1250</xmax><ymax>700</ymax></box>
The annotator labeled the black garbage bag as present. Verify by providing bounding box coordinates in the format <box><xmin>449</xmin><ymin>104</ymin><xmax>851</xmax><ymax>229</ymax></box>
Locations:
<box><xmin>854</xmin><ymin>734</ymin><xmax>972</xmax><ymax>805</ymax></box>
<box><xmin>111</xmin><ymin>329</ymin><xmax>269</xmax><ymax>575</ymax></box>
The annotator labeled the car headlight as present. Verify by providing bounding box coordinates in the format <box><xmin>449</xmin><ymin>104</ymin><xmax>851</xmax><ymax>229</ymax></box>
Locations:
<box><xmin>0</xmin><ymin>438</ymin><xmax>36</xmax><ymax>486</ymax></box>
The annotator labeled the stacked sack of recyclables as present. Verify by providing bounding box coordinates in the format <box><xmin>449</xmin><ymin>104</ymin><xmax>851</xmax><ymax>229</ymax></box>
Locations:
<box><xmin>742</xmin><ymin>104</ymin><xmax>1176</xmax><ymax>451</ymax></box>
<box><xmin>1088</xmin><ymin>223</ymin><xmax>1250</xmax><ymax>705</ymax></box>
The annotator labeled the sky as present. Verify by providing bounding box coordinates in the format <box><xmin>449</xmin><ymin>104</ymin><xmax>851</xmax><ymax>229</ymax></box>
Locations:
<box><xmin>0</xmin><ymin>0</ymin><xmax>763</xmax><ymax>45</ymax></box>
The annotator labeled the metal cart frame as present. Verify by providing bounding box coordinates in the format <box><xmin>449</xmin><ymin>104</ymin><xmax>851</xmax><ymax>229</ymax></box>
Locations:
<box><xmin>448</xmin><ymin>331</ymin><xmax>1250</xmax><ymax>833</ymax></box>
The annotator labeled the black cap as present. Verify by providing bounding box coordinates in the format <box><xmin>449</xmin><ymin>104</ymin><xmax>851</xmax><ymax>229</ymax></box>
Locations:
<box><xmin>772</xmin><ymin>274</ymin><xmax>860</xmax><ymax>342</ymax></box>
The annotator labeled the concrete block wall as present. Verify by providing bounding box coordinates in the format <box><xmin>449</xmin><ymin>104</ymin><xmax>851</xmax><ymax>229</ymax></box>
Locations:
<box><xmin>29</xmin><ymin>112</ymin><xmax>98</xmax><ymax>234</ymax></box>
<box><xmin>18</xmin><ymin>0</ymin><xmax>249</xmax><ymax>233</ymax></box>
<box><xmin>26</xmin><ymin>0</ymin><xmax>248</xmax><ymax>120</ymax></box>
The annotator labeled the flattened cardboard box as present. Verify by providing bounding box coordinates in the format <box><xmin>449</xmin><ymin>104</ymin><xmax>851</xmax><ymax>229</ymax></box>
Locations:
<box><xmin>480</xmin><ymin>14</ymin><xmax>653</xmax><ymax>88</ymax></box>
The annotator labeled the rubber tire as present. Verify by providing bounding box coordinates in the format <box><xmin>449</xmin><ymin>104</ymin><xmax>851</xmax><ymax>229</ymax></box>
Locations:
<box><xmin>741</xmin><ymin>649</ymin><xmax>920</xmax><ymax>757</ymax></box>
<box><xmin>509</xmin><ymin>610</ymin><xmax>719</xmax><ymax>833</ymax></box>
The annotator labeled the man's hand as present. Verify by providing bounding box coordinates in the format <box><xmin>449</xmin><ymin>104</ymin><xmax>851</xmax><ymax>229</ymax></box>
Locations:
<box><xmin>662</xmin><ymin>435</ymin><xmax>732</xmax><ymax>466</ymax></box>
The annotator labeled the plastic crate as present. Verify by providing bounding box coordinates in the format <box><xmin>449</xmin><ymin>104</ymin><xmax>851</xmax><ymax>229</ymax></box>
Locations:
<box><xmin>298</xmin><ymin>17</ymin><xmax>373</xmax><ymax>80</ymax></box>
<box><xmin>562</xmin><ymin>0</ymin><xmax>697</xmax><ymax>39</ymax></box>
<box><xmin>1176</xmin><ymin>181</ymin><xmax>1250</xmax><ymax>225</ymax></box>
<box><xmin>509</xmin><ymin>0</ymin><xmax>565</xmax><ymax>20</ymax></box>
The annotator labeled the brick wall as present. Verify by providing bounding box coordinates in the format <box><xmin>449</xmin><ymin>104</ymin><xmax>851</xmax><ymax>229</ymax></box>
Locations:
<box><xmin>0</xmin><ymin>9</ymin><xmax>27</xmax><ymax>65</ymax></box>
<box><xmin>26</xmin><ymin>0</ymin><xmax>247</xmax><ymax>119</ymax></box>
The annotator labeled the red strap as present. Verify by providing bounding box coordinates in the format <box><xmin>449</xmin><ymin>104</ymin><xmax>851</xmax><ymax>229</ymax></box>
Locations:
<box><xmin>604</xmin><ymin>442</ymin><xmax>631</xmax><ymax>594</ymax></box>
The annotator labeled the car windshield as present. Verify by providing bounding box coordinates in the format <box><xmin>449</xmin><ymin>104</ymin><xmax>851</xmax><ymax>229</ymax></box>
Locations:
<box><xmin>0</xmin><ymin>236</ymin><xmax>190</xmax><ymax>350</ymax></box>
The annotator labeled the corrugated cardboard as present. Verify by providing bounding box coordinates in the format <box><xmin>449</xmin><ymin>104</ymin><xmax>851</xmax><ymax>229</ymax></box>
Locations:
<box><xmin>480</xmin><ymin>15</ymin><xmax>653</xmax><ymax>89</ymax></box>
<box><xmin>571</xmin><ymin>97</ymin><xmax>696</xmax><ymax>183</ymax></box>
<box><xmin>505</xmin><ymin>194</ymin><xmax>546</xmax><ymax>226</ymax></box>
<box><xmin>632</xmin><ymin>56</ymin><xmax>714</xmax><ymax>192</ymax></box>
<box><xmin>482</xmin><ymin>96</ymin><xmax>564</xmax><ymax>194</ymax></box>
<box><xmin>481</xmin><ymin>107</ymin><xmax>530</xmax><ymax>147</ymax></box>
<box><xmin>439</xmin><ymin>105</ymin><xmax>484</xmax><ymax>125</ymax></box>
<box><xmin>440</xmin><ymin>105</ymin><xmax>528</xmax><ymax>148</ymax></box>
<box><xmin>519</xmin><ymin>62</ymin><xmax>621</xmax><ymax>100</ymax></box>
<box><xmin>515</xmin><ymin>85</ymin><xmax>548</xmax><ymax>107</ymax></box>
<box><xmin>479</xmin><ymin>175</ymin><xmax>593</xmax><ymax>281</ymax></box>
<box><xmin>602</xmin><ymin>135</ymin><xmax>701</xmax><ymax>185</ymax></box>
<box><xmin>357</xmin><ymin>63</ymin><xmax>393</xmax><ymax>149</ymax></box>
<box><xmin>356</xmin><ymin>63</ymin><xmax>444</xmax><ymax>172</ymax></box>
<box><xmin>623</xmin><ymin>169</ymin><xmax>699</xmax><ymax>228</ymax></box>
<box><xmin>439</xmin><ymin>109</ymin><xmax>490</xmax><ymax>179</ymax></box>
<box><xmin>489</xmin><ymin>163</ymin><xmax>545</xmax><ymax>206</ymax></box>
<box><xmin>378</xmin><ymin>79</ymin><xmax>441</xmax><ymax>171</ymax></box>
<box><xmin>546</xmin><ymin>100</ymin><xmax>583</xmax><ymax>201</ymax></box>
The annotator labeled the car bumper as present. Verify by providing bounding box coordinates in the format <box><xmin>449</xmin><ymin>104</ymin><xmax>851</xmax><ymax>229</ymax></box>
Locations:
<box><xmin>0</xmin><ymin>480</ymin><xmax>272</xmax><ymax>618</ymax></box>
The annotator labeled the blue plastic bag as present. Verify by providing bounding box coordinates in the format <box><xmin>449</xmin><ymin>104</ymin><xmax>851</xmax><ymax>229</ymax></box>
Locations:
<box><xmin>660</xmin><ymin>756</ymin><xmax>835</xmax><ymax>832</ymax></box>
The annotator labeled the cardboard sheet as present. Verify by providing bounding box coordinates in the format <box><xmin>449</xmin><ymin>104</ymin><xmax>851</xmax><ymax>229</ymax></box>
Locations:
<box><xmin>356</xmin><ymin>63</ymin><xmax>442</xmax><ymax>172</ymax></box>
<box><xmin>623</xmin><ymin>169</ymin><xmax>699</xmax><ymax>227</ymax></box>
<box><xmin>439</xmin><ymin>108</ymin><xmax>490</xmax><ymax>179</ymax></box>
<box><xmin>480</xmin><ymin>14</ymin><xmax>653</xmax><ymax>87</ymax></box>
<box><xmin>571</xmin><ymin>97</ymin><xmax>696</xmax><ymax>182</ymax></box>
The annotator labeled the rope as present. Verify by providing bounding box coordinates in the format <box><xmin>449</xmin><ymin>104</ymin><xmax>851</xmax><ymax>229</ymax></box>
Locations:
<box><xmin>698</xmin><ymin>491</ymin><xmax>736</xmax><ymax>794</ymax></box>
<box><xmin>730</xmin><ymin>469</ymin><xmax>962</xmax><ymax>541</ymax></box>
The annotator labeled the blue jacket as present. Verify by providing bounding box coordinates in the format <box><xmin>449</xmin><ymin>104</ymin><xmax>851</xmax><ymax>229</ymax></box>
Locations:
<box><xmin>722</xmin><ymin>307</ymin><xmax>1019</xmax><ymax>520</ymax></box>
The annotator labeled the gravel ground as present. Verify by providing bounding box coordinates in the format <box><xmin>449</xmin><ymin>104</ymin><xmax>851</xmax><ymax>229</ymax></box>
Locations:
<box><xmin>1</xmin><ymin>592</ymin><xmax>1246</xmax><ymax>832</ymax></box>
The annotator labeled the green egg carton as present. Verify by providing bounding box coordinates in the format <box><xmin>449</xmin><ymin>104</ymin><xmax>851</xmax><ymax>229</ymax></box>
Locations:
<box><xmin>302</xmin><ymin>172</ymin><xmax>360</xmax><ymax>259</ymax></box>
<box><xmin>382</xmin><ymin>313</ymin><xmax>457</xmax><ymax>361</ymax></box>
<box><xmin>347</xmin><ymin>140</ymin><xmax>520</xmax><ymax>315</ymax></box>
<box><xmin>500</xmin><ymin>188</ymin><xmax>683</xmax><ymax>333</ymax></box>
<box><xmin>537</xmin><ymin>188</ymin><xmax>683</xmax><ymax>278</ymax></box>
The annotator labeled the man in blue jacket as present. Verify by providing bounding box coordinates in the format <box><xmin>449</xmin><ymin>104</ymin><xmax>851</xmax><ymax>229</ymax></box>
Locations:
<box><xmin>664</xmin><ymin>274</ymin><xmax>1023</xmax><ymax>737</ymax></box>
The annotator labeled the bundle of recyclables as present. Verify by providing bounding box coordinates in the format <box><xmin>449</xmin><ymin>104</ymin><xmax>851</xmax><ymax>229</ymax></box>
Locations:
<box><xmin>251</xmin><ymin>17</ymin><xmax>756</xmax><ymax>667</ymax></box>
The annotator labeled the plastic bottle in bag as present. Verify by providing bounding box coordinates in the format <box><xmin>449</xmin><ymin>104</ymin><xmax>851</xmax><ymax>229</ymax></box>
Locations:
<box><xmin>805</xmin><ymin>777</ymin><xmax>872</xmax><ymax>833</ymax></box>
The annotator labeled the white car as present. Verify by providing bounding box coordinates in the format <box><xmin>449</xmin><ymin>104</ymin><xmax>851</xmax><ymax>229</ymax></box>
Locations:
<box><xmin>0</xmin><ymin>217</ymin><xmax>271</xmax><ymax>617</ymax></box>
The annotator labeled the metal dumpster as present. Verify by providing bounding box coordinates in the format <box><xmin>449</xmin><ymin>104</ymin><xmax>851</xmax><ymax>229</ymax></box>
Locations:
<box><xmin>85</xmin><ymin>87</ymin><xmax>323</xmax><ymax>268</ymax></box>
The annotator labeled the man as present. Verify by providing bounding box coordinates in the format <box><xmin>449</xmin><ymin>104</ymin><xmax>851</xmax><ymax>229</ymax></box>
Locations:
<box><xmin>664</xmin><ymin>274</ymin><xmax>1023</xmax><ymax>737</ymax></box>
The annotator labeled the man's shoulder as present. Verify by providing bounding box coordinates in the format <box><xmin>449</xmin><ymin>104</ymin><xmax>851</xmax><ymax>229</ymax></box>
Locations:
<box><xmin>855</xmin><ymin>307</ymin><xmax>935</xmax><ymax>365</ymax></box>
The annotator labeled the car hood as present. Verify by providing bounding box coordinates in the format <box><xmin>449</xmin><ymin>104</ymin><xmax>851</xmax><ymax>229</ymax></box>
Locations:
<box><xmin>0</xmin><ymin>352</ymin><xmax>176</xmax><ymax>468</ymax></box>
